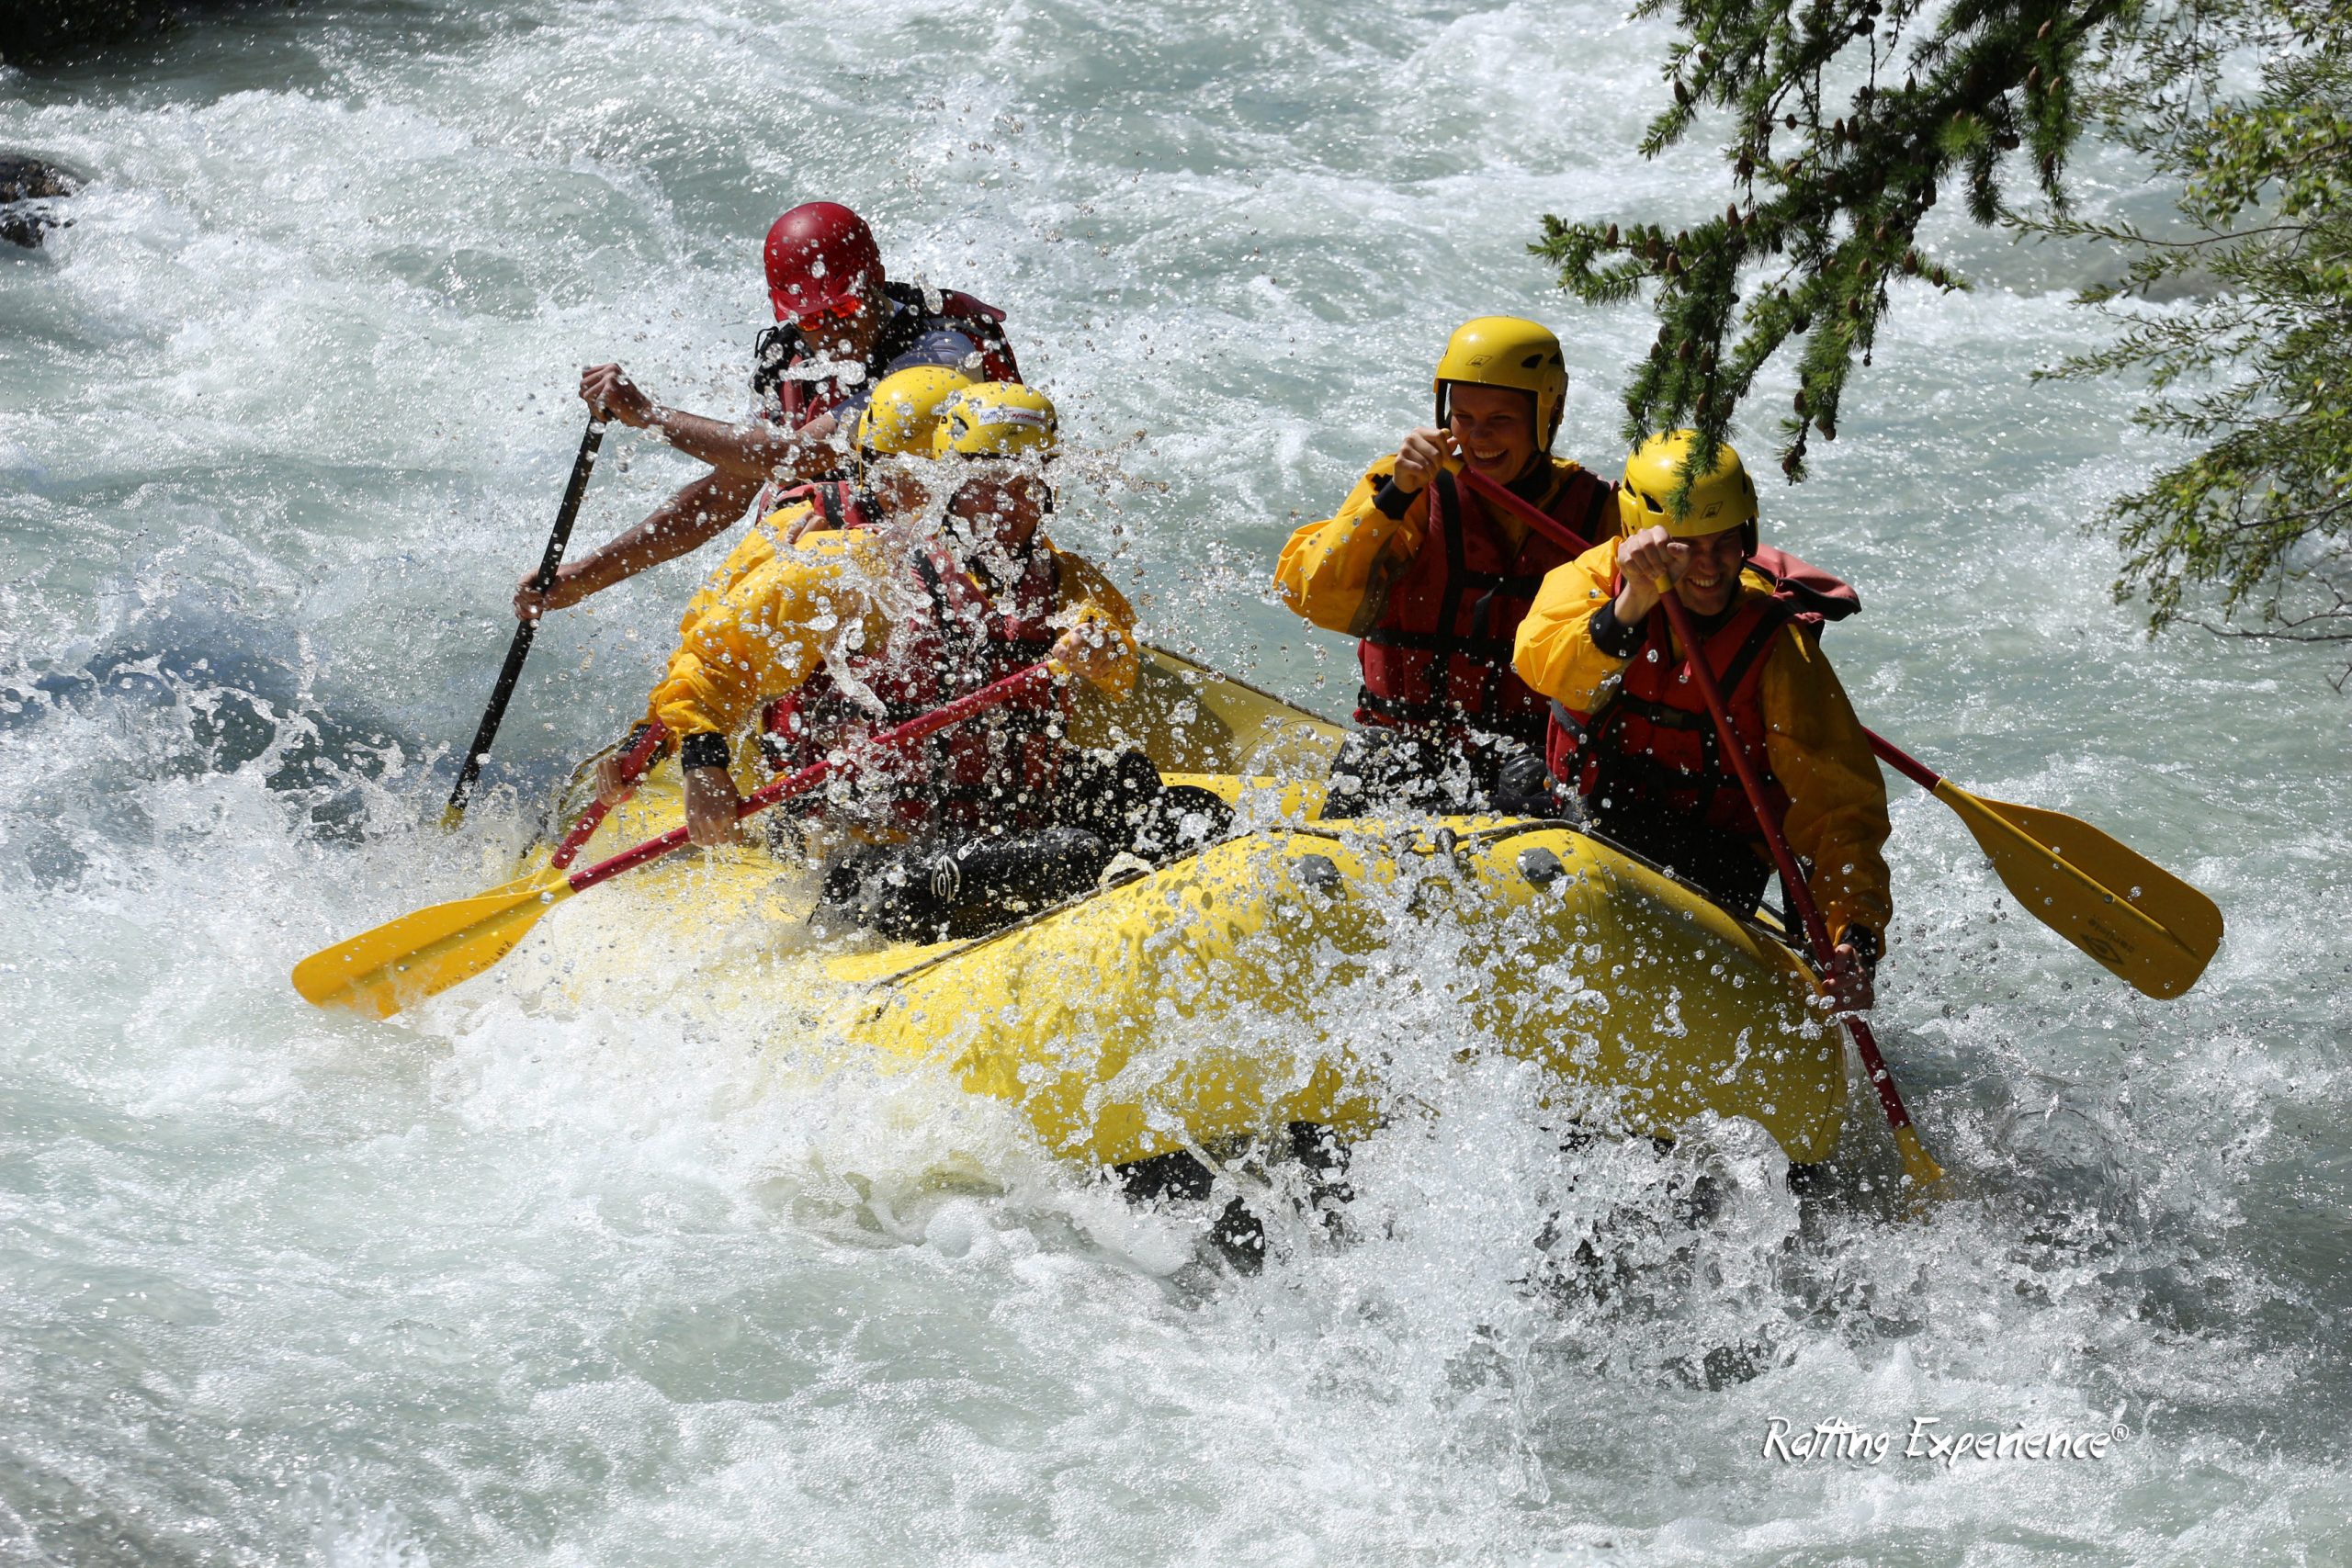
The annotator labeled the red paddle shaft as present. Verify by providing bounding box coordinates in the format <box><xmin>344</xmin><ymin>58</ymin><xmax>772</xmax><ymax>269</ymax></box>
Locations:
<box><xmin>555</xmin><ymin>662</ymin><xmax>1057</xmax><ymax>897</ymax></box>
<box><xmin>1454</xmin><ymin>466</ymin><xmax>1593</xmax><ymax>556</ymax></box>
<box><xmin>548</xmin><ymin>722</ymin><xmax>669</xmax><ymax>871</ymax></box>
<box><xmin>1649</xmin><ymin>591</ymin><xmax>1922</xmax><ymax>1141</ymax></box>
<box><xmin>1858</xmin><ymin>731</ymin><xmax>1943</xmax><ymax>793</ymax></box>
<box><xmin>1453</xmin><ymin>467</ymin><xmax>1943</xmax><ymax>798</ymax></box>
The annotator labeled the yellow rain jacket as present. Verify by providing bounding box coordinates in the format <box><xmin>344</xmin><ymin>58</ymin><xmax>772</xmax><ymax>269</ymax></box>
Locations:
<box><xmin>668</xmin><ymin>487</ymin><xmax>854</xmax><ymax>653</ymax></box>
<box><xmin>646</xmin><ymin>528</ymin><xmax>1138</xmax><ymax>745</ymax></box>
<box><xmin>1272</xmin><ymin>453</ymin><xmax>1598</xmax><ymax>637</ymax></box>
<box><xmin>1513</xmin><ymin>536</ymin><xmax>1893</xmax><ymax>943</ymax></box>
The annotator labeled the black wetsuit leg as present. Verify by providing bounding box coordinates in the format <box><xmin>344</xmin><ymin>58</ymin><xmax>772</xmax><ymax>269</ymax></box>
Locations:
<box><xmin>1054</xmin><ymin>747</ymin><xmax>1235</xmax><ymax>859</ymax></box>
<box><xmin>813</xmin><ymin>750</ymin><xmax>1236</xmax><ymax>942</ymax></box>
<box><xmin>818</xmin><ymin>827</ymin><xmax>1112</xmax><ymax>943</ymax></box>
<box><xmin>1487</xmin><ymin>734</ymin><xmax>1568</xmax><ymax>818</ymax></box>
<box><xmin>1321</xmin><ymin>728</ymin><xmax>1475</xmax><ymax>818</ymax></box>
<box><xmin>1323</xmin><ymin>727</ymin><xmax>1560</xmax><ymax>818</ymax></box>
<box><xmin>1582</xmin><ymin>793</ymin><xmax>1773</xmax><ymax>912</ymax></box>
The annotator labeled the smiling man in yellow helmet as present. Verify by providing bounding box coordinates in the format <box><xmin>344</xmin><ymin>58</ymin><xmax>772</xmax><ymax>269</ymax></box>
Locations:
<box><xmin>1276</xmin><ymin>316</ymin><xmax>1614</xmax><ymax>816</ymax></box>
<box><xmin>626</xmin><ymin>381</ymin><xmax>1224</xmax><ymax>941</ymax></box>
<box><xmin>1513</xmin><ymin>431</ymin><xmax>1890</xmax><ymax>1010</ymax></box>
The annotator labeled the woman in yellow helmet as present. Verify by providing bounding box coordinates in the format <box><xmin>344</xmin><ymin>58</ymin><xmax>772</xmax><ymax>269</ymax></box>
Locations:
<box><xmin>1513</xmin><ymin>431</ymin><xmax>1891</xmax><ymax>1010</ymax></box>
<box><xmin>1274</xmin><ymin>316</ymin><xmax>1613</xmax><ymax>815</ymax></box>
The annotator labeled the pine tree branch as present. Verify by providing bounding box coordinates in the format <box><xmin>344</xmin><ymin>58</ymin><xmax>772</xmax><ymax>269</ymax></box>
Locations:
<box><xmin>1539</xmin><ymin>0</ymin><xmax>2128</xmax><ymax>495</ymax></box>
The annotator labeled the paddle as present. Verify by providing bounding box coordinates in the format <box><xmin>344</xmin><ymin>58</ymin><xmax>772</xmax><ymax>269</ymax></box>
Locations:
<box><xmin>297</xmin><ymin>661</ymin><xmax>1058</xmax><ymax>1019</ymax></box>
<box><xmin>1864</xmin><ymin>735</ymin><xmax>2222</xmax><ymax>999</ymax></box>
<box><xmin>441</xmin><ymin>416</ymin><xmax>606</xmax><ymax>829</ymax></box>
<box><xmin>1451</xmin><ymin>466</ymin><xmax>2222</xmax><ymax>997</ymax></box>
<box><xmin>1650</xmin><ymin>587</ymin><xmax>1946</xmax><ymax>1194</ymax></box>
<box><xmin>548</xmin><ymin>721</ymin><xmax>669</xmax><ymax>872</ymax></box>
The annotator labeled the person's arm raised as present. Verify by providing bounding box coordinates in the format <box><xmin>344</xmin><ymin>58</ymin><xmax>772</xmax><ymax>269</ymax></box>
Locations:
<box><xmin>1274</xmin><ymin>448</ymin><xmax>1436</xmax><ymax>637</ymax></box>
<box><xmin>514</xmin><ymin>467</ymin><xmax>763</xmax><ymax>619</ymax></box>
<box><xmin>641</xmin><ymin>404</ymin><xmax>843</xmax><ymax>480</ymax></box>
<box><xmin>1389</xmin><ymin>425</ymin><xmax>1452</xmax><ymax>494</ymax></box>
<box><xmin>1611</xmin><ymin>525</ymin><xmax>1686</xmax><ymax>623</ymax></box>
<box><xmin>580</xmin><ymin>361</ymin><xmax>844</xmax><ymax>482</ymax></box>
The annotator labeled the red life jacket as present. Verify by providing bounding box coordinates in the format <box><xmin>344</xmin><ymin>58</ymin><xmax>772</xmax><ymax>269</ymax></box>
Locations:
<box><xmin>1544</xmin><ymin>546</ymin><xmax>1862</xmax><ymax>838</ymax></box>
<box><xmin>761</xmin><ymin>537</ymin><xmax>1066</xmax><ymax>835</ymax></box>
<box><xmin>751</xmin><ymin>282</ymin><xmax>1021</xmax><ymax>431</ymax></box>
<box><xmin>1355</xmin><ymin>465</ymin><xmax>1613</xmax><ymax>748</ymax></box>
<box><xmin>1548</xmin><ymin>592</ymin><xmax>1807</xmax><ymax>842</ymax></box>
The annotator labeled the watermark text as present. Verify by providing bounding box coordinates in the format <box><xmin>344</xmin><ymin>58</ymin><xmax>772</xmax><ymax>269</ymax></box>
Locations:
<box><xmin>1761</xmin><ymin>1416</ymin><xmax>2126</xmax><ymax>1470</ymax></box>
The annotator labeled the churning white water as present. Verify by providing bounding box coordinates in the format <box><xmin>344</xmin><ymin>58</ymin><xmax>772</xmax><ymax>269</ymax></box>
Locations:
<box><xmin>4</xmin><ymin>2</ymin><xmax>2349</xmax><ymax>1562</ymax></box>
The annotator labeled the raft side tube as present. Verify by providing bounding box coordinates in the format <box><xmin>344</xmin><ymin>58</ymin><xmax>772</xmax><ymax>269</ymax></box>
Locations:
<box><xmin>832</xmin><ymin>818</ymin><xmax>1845</xmax><ymax>1168</ymax></box>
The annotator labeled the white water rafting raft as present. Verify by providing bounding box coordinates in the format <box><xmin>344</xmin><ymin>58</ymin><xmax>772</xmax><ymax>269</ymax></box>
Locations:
<box><xmin>487</xmin><ymin>648</ymin><xmax>1849</xmax><ymax>1170</ymax></box>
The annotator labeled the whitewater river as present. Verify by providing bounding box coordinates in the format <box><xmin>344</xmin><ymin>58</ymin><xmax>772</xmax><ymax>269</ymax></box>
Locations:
<box><xmin>4</xmin><ymin>1</ymin><xmax>2348</xmax><ymax>1562</ymax></box>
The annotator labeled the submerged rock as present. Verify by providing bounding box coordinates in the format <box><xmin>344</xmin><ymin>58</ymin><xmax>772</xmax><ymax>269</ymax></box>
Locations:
<box><xmin>0</xmin><ymin>156</ymin><xmax>81</xmax><ymax>249</ymax></box>
<box><xmin>0</xmin><ymin>159</ymin><xmax>77</xmax><ymax>201</ymax></box>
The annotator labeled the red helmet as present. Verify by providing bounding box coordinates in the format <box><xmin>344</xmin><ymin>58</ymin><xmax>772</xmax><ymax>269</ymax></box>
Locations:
<box><xmin>763</xmin><ymin>201</ymin><xmax>883</xmax><ymax>322</ymax></box>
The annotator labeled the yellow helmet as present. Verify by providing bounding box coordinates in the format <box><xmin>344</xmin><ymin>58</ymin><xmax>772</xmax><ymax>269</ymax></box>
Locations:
<box><xmin>933</xmin><ymin>381</ymin><xmax>1059</xmax><ymax>459</ymax></box>
<box><xmin>1433</xmin><ymin>316</ymin><xmax>1568</xmax><ymax>450</ymax></box>
<box><xmin>1617</xmin><ymin>430</ymin><xmax>1760</xmax><ymax>547</ymax></box>
<box><xmin>855</xmin><ymin>365</ymin><xmax>973</xmax><ymax>457</ymax></box>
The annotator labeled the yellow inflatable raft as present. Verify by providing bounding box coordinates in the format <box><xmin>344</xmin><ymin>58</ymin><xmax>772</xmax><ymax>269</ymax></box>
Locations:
<box><xmin>524</xmin><ymin>649</ymin><xmax>1849</xmax><ymax>1170</ymax></box>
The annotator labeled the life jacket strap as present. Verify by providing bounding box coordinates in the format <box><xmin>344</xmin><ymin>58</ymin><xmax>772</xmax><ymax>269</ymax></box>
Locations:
<box><xmin>1358</xmin><ymin>626</ymin><xmax>1517</xmax><ymax>662</ymax></box>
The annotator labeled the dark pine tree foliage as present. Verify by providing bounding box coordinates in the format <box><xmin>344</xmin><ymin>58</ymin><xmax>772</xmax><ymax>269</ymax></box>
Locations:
<box><xmin>1538</xmin><ymin>0</ymin><xmax>2130</xmax><ymax>491</ymax></box>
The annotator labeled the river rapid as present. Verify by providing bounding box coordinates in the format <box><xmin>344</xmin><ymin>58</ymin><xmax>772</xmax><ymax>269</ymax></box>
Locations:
<box><xmin>4</xmin><ymin>2</ymin><xmax>2349</xmax><ymax>1563</ymax></box>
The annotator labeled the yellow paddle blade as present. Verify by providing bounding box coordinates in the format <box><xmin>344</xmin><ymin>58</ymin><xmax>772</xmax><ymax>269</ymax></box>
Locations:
<box><xmin>1933</xmin><ymin>780</ymin><xmax>2222</xmax><ymax>999</ymax></box>
<box><xmin>292</xmin><ymin>871</ymin><xmax>574</xmax><ymax>1019</ymax></box>
<box><xmin>1894</xmin><ymin>1123</ymin><xmax>1946</xmax><ymax>1193</ymax></box>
